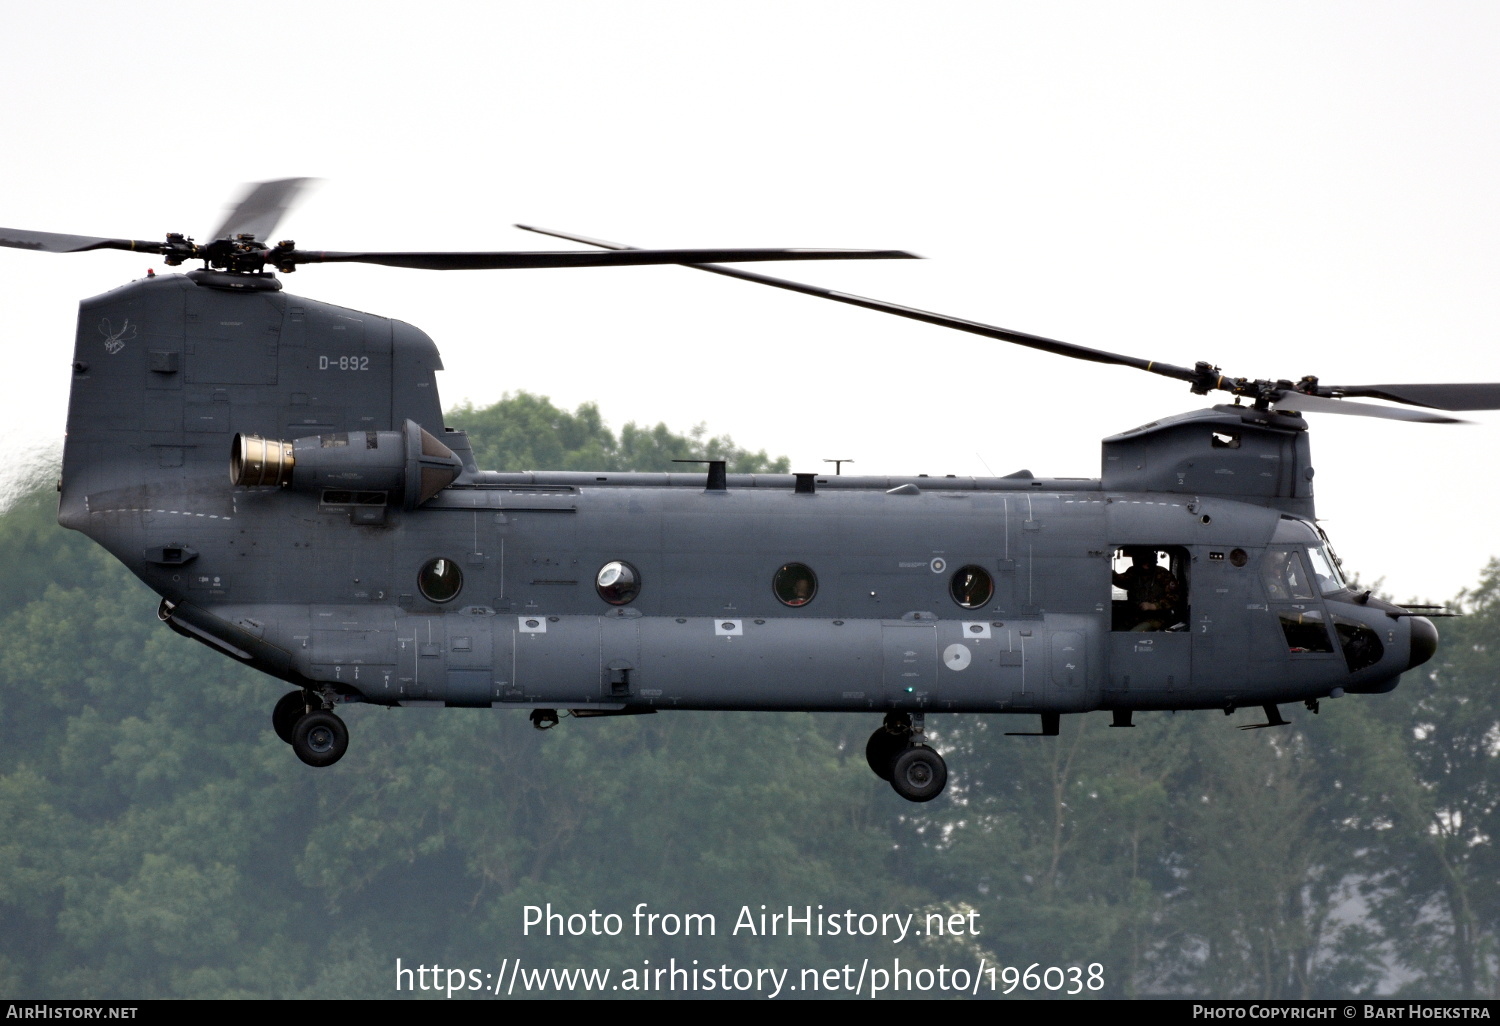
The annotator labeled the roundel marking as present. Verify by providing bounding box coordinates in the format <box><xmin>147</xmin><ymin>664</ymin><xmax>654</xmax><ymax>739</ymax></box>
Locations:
<box><xmin>943</xmin><ymin>643</ymin><xmax>972</xmax><ymax>671</ymax></box>
<box><xmin>930</xmin><ymin>557</ymin><xmax>947</xmax><ymax>574</ymax></box>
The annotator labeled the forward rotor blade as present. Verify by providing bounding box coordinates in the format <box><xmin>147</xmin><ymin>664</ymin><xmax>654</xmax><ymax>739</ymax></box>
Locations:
<box><xmin>1273</xmin><ymin>391</ymin><xmax>1464</xmax><ymax>423</ymax></box>
<box><xmin>210</xmin><ymin>178</ymin><xmax>314</xmax><ymax>242</ymax></box>
<box><xmin>514</xmin><ymin>224</ymin><xmax>1201</xmax><ymax>383</ymax></box>
<box><xmin>0</xmin><ymin>227</ymin><xmax>164</xmax><ymax>255</ymax></box>
<box><xmin>1319</xmin><ymin>382</ymin><xmax>1500</xmax><ymax>411</ymax></box>
<box><xmin>281</xmin><ymin>246</ymin><xmax>917</xmax><ymax>271</ymax></box>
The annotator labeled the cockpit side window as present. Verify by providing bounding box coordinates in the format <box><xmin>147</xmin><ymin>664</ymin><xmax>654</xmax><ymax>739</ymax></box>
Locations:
<box><xmin>1279</xmin><ymin>608</ymin><xmax>1335</xmax><ymax>653</ymax></box>
<box><xmin>1262</xmin><ymin>548</ymin><xmax>1316</xmax><ymax>601</ymax></box>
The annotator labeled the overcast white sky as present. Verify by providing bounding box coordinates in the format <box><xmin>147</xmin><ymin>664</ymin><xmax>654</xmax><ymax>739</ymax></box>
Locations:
<box><xmin>3</xmin><ymin>1</ymin><xmax>1499</xmax><ymax>604</ymax></box>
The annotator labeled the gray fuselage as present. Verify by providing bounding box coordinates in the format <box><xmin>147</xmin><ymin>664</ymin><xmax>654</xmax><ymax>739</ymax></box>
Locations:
<box><xmin>57</xmin><ymin>273</ymin><xmax>1424</xmax><ymax>723</ymax></box>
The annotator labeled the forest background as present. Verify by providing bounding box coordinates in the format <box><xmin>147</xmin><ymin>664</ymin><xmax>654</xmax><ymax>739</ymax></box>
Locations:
<box><xmin>0</xmin><ymin>393</ymin><xmax>1496</xmax><ymax>1000</ymax></box>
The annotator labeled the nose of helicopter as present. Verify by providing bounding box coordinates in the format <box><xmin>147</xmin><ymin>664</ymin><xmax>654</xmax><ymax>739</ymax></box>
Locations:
<box><xmin>1407</xmin><ymin>616</ymin><xmax>1438</xmax><ymax>670</ymax></box>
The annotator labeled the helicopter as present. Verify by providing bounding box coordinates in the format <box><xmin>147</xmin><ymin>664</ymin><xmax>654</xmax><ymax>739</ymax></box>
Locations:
<box><xmin>5</xmin><ymin>181</ymin><xmax>1496</xmax><ymax>803</ymax></box>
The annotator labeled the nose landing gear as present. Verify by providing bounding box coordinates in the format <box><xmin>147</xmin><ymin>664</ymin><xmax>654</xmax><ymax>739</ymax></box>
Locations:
<box><xmin>865</xmin><ymin>711</ymin><xmax>948</xmax><ymax>802</ymax></box>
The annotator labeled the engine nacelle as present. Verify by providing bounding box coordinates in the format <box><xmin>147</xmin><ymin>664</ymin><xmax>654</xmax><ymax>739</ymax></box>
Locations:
<box><xmin>232</xmin><ymin>419</ymin><xmax>462</xmax><ymax>510</ymax></box>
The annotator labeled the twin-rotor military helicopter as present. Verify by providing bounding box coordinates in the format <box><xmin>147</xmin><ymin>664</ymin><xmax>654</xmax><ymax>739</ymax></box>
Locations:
<box><xmin>6</xmin><ymin>180</ymin><xmax>1494</xmax><ymax>802</ymax></box>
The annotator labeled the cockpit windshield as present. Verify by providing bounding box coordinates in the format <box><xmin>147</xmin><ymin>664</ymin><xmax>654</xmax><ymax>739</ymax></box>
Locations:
<box><xmin>1305</xmin><ymin>544</ymin><xmax>1347</xmax><ymax>596</ymax></box>
<box><xmin>1269</xmin><ymin>518</ymin><xmax>1350</xmax><ymax>596</ymax></box>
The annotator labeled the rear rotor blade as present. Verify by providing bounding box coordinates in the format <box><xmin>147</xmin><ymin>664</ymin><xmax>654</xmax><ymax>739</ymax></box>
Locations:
<box><xmin>0</xmin><ymin>227</ymin><xmax>164</xmax><ymax>255</ymax></box>
<box><xmin>515</xmin><ymin>223</ymin><xmax>1202</xmax><ymax>383</ymax></box>
<box><xmin>517</xmin><ymin>225</ymin><xmax>1496</xmax><ymax>422</ymax></box>
<box><xmin>210</xmin><ymin>178</ymin><xmax>313</xmax><ymax>242</ymax></box>
<box><xmin>280</xmin><ymin>246</ymin><xmax>917</xmax><ymax>271</ymax></box>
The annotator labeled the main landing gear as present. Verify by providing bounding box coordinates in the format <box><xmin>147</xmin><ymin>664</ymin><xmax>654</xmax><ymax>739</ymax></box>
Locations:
<box><xmin>272</xmin><ymin>690</ymin><xmax>349</xmax><ymax>768</ymax></box>
<box><xmin>865</xmin><ymin>711</ymin><xmax>948</xmax><ymax>803</ymax></box>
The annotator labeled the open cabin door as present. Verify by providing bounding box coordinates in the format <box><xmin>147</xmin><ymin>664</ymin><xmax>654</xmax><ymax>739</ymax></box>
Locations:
<box><xmin>1106</xmin><ymin>545</ymin><xmax>1193</xmax><ymax>704</ymax></box>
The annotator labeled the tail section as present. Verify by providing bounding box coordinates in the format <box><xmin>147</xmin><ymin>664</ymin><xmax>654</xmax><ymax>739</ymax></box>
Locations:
<box><xmin>59</xmin><ymin>271</ymin><xmax>451</xmax><ymax>580</ymax></box>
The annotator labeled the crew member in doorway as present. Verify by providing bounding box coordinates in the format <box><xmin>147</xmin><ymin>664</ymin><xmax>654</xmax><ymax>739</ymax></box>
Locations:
<box><xmin>1114</xmin><ymin>548</ymin><xmax>1181</xmax><ymax>631</ymax></box>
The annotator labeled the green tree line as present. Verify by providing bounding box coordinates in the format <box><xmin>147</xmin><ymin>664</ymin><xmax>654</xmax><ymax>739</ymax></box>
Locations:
<box><xmin>0</xmin><ymin>393</ymin><xmax>1495</xmax><ymax>999</ymax></box>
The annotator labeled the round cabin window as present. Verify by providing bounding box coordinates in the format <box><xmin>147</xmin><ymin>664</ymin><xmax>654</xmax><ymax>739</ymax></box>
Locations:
<box><xmin>772</xmin><ymin>562</ymin><xmax>818</xmax><ymax>606</ymax></box>
<box><xmin>418</xmin><ymin>557</ymin><xmax>463</xmax><ymax>603</ymax></box>
<box><xmin>596</xmin><ymin>561</ymin><xmax>641</xmax><ymax>605</ymax></box>
<box><xmin>950</xmin><ymin>565</ymin><xmax>994</xmax><ymax>609</ymax></box>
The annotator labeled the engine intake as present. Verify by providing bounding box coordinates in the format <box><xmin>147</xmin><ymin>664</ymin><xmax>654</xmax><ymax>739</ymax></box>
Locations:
<box><xmin>232</xmin><ymin>420</ymin><xmax>462</xmax><ymax>509</ymax></box>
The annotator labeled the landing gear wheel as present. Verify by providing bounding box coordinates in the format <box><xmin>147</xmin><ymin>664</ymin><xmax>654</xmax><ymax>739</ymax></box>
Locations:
<box><xmin>292</xmin><ymin>710</ymin><xmax>349</xmax><ymax>768</ymax></box>
<box><xmin>272</xmin><ymin>691</ymin><xmax>312</xmax><ymax>745</ymax></box>
<box><xmin>890</xmin><ymin>745</ymin><xmax>947</xmax><ymax>803</ymax></box>
<box><xmin>865</xmin><ymin>727</ymin><xmax>909</xmax><ymax>781</ymax></box>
